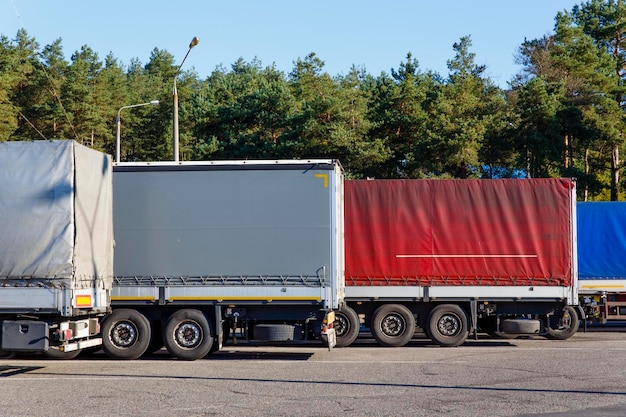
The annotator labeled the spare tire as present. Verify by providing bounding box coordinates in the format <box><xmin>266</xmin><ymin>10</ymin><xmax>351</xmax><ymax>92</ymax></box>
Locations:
<box><xmin>500</xmin><ymin>319</ymin><xmax>541</xmax><ymax>335</ymax></box>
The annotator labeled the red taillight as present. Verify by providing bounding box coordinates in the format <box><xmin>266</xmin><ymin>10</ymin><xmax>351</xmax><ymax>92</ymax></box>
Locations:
<box><xmin>57</xmin><ymin>329</ymin><xmax>73</xmax><ymax>341</ymax></box>
<box><xmin>322</xmin><ymin>321</ymin><xmax>333</xmax><ymax>333</ymax></box>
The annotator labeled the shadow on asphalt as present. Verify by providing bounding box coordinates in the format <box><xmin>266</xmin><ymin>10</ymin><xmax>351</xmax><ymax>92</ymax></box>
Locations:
<box><xmin>0</xmin><ymin>365</ymin><xmax>44</xmax><ymax>377</ymax></box>
<box><xmin>4</xmin><ymin>324</ymin><xmax>626</xmax><ymax>361</ymax></box>
<box><xmin>210</xmin><ymin>350</ymin><xmax>314</xmax><ymax>360</ymax></box>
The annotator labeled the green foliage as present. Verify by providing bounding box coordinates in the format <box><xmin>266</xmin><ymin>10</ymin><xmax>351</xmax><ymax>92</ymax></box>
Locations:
<box><xmin>0</xmin><ymin>34</ymin><xmax>20</xmax><ymax>140</ymax></box>
<box><xmin>422</xmin><ymin>36</ymin><xmax>505</xmax><ymax>179</ymax></box>
<box><xmin>1</xmin><ymin>4</ymin><xmax>626</xmax><ymax>199</ymax></box>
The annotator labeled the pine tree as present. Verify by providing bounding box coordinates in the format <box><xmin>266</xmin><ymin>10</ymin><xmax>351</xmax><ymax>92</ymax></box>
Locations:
<box><xmin>366</xmin><ymin>53</ymin><xmax>435</xmax><ymax>178</ymax></box>
<box><xmin>571</xmin><ymin>0</ymin><xmax>626</xmax><ymax>200</ymax></box>
<box><xmin>421</xmin><ymin>36</ymin><xmax>505</xmax><ymax>178</ymax></box>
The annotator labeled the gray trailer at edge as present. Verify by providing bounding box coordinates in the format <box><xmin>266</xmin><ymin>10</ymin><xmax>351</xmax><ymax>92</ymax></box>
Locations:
<box><xmin>0</xmin><ymin>140</ymin><xmax>113</xmax><ymax>356</ymax></box>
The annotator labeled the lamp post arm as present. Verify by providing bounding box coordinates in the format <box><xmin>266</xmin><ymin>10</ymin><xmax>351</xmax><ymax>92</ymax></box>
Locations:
<box><xmin>120</xmin><ymin>101</ymin><xmax>159</xmax><ymax>112</ymax></box>
<box><xmin>175</xmin><ymin>49</ymin><xmax>192</xmax><ymax>78</ymax></box>
<box><xmin>175</xmin><ymin>36</ymin><xmax>200</xmax><ymax>77</ymax></box>
<box><xmin>173</xmin><ymin>77</ymin><xmax>179</xmax><ymax>162</ymax></box>
<box><xmin>116</xmin><ymin>110</ymin><xmax>122</xmax><ymax>163</ymax></box>
<box><xmin>172</xmin><ymin>36</ymin><xmax>199</xmax><ymax>162</ymax></box>
<box><xmin>115</xmin><ymin>100</ymin><xmax>159</xmax><ymax>163</ymax></box>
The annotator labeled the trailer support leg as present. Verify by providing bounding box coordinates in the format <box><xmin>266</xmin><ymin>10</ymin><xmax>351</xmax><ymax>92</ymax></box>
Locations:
<box><xmin>470</xmin><ymin>300</ymin><xmax>478</xmax><ymax>340</ymax></box>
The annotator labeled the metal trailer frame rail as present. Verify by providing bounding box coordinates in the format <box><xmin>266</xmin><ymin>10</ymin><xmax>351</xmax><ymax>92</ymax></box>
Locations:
<box><xmin>112</xmin><ymin>274</ymin><xmax>334</xmax><ymax>305</ymax></box>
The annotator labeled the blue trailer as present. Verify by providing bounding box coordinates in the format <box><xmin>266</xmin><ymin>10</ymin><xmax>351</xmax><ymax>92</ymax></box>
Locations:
<box><xmin>578</xmin><ymin>202</ymin><xmax>626</xmax><ymax>322</ymax></box>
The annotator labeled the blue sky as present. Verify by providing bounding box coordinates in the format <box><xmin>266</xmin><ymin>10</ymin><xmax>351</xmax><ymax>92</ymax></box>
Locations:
<box><xmin>2</xmin><ymin>1</ymin><xmax>581</xmax><ymax>88</ymax></box>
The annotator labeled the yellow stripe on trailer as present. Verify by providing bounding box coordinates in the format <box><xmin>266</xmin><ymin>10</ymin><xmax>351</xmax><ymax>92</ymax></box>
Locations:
<box><xmin>169</xmin><ymin>296</ymin><xmax>322</xmax><ymax>301</ymax></box>
<box><xmin>580</xmin><ymin>285</ymin><xmax>625</xmax><ymax>289</ymax></box>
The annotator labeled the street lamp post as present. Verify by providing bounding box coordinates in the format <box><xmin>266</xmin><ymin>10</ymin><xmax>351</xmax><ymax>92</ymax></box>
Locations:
<box><xmin>172</xmin><ymin>36</ymin><xmax>200</xmax><ymax>162</ymax></box>
<box><xmin>116</xmin><ymin>100</ymin><xmax>160</xmax><ymax>163</ymax></box>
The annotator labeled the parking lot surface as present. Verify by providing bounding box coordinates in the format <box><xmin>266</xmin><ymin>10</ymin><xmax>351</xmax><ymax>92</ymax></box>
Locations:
<box><xmin>1</xmin><ymin>329</ymin><xmax>626</xmax><ymax>416</ymax></box>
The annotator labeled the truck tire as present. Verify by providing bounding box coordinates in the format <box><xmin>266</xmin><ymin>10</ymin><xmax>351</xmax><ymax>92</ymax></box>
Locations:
<box><xmin>44</xmin><ymin>347</ymin><xmax>82</xmax><ymax>360</ymax></box>
<box><xmin>334</xmin><ymin>306</ymin><xmax>360</xmax><ymax>347</ymax></box>
<box><xmin>546</xmin><ymin>306</ymin><xmax>579</xmax><ymax>340</ymax></box>
<box><xmin>370</xmin><ymin>304</ymin><xmax>416</xmax><ymax>347</ymax></box>
<box><xmin>427</xmin><ymin>304</ymin><xmax>469</xmax><ymax>347</ymax></box>
<box><xmin>102</xmin><ymin>309</ymin><xmax>151</xmax><ymax>360</ymax></box>
<box><xmin>253</xmin><ymin>324</ymin><xmax>297</xmax><ymax>341</ymax></box>
<box><xmin>478</xmin><ymin>316</ymin><xmax>519</xmax><ymax>339</ymax></box>
<box><xmin>500</xmin><ymin>319</ymin><xmax>540</xmax><ymax>335</ymax></box>
<box><xmin>163</xmin><ymin>309</ymin><xmax>213</xmax><ymax>360</ymax></box>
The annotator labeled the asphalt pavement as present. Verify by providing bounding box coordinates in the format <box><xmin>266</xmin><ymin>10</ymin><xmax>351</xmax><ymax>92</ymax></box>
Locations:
<box><xmin>0</xmin><ymin>330</ymin><xmax>625</xmax><ymax>416</ymax></box>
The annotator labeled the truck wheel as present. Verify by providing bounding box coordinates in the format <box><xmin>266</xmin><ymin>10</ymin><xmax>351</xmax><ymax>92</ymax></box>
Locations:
<box><xmin>370</xmin><ymin>304</ymin><xmax>415</xmax><ymax>347</ymax></box>
<box><xmin>428</xmin><ymin>304</ymin><xmax>469</xmax><ymax>347</ymax></box>
<box><xmin>44</xmin><ymin>347</ymin><xmax>82</xmax><ymax>360</ymax></box>
<box><xmin>164</xmin><ymin>309</ymin><xmax>213</xmax><ymax>360</ymax></box>
<box><xmin>334</xmin><ymin>306</ymin><xmax>360</xmax><ymax>347</ymax></box>
<box><xmin>102</xmin><ymin>309</ymin><xmax>151</xmax><ymax>360</ymax></box>
<box><xmin>546</xmin><ymin>306</ymin><xmax>579</xmax><ymax>340</ymax></box>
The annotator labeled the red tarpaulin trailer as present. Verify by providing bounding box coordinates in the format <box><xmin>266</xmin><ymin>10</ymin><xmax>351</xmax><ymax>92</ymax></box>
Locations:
<box><xmin>333</xmin><ymin>178</ymin><xmax>579</xmax><ymax>348</ymax></box>
<box><xmin>345</xmin><ymin>178</ymin><xmax>574</xmax><ymax>287</ymax></box>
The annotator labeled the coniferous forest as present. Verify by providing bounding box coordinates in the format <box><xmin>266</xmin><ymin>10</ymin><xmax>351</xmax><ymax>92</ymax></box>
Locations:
<box><xmin>2</xmin><ymin>1</ymin><xmax>626</xmax><ymax>200</ymax></box>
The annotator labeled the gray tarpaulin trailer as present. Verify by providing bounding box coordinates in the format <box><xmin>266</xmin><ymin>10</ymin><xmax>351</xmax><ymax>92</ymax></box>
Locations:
<box><xmin>107</xmin><ymin>159</ymin><xmax>343</xmax><ymax>360</ymax></box>
<box><xmin>0</xmin><ymin>140</ymin><xmax>113</xmax><ymax>358</ymax></box>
